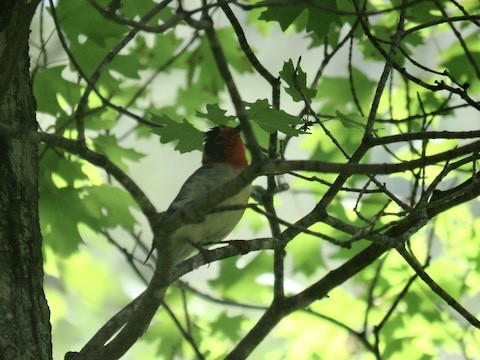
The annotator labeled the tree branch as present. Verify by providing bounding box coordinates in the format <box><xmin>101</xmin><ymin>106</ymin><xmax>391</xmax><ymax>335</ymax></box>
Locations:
<box><xmin>396</xmin><ymin>245</ymin><xmax>480</xmax><ymax>328</ymax></box>
<box><xmin>202</xmin><ymin>12</ymin><xmax>263</xmax><ymax>162</ymax></box>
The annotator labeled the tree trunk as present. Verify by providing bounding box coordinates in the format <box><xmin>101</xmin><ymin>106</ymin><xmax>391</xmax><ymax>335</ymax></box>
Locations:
<box><xmin>0</xmin><ymin>1</ymin><xmax>52</xmax><ymax>359</ymax></box>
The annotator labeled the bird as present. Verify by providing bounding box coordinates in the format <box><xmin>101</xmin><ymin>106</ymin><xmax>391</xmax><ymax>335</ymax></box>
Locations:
<box><xmin>150</xmin><ymin>126</ymin><xmax>251</xmax><ymax>265</ymax></box>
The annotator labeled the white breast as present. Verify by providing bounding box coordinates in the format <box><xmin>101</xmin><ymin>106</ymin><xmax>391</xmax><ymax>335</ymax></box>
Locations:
<box><xmin>168</xmin><ymin>163</ymin><xmax>251</xmax><ymax>263</ymax></box>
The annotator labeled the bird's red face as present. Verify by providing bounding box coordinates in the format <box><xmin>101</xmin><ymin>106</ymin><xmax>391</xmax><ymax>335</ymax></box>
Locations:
<box><xmin>202</xmin><ymin>126</ymin><xmax>248</xmax><ymax>168</ymax></box>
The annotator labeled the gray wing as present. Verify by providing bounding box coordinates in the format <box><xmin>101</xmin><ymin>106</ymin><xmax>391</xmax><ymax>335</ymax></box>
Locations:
<box><xmin>167</xmin><ymin>163</ymin><xmax>236</xmax><ymax>211</ymax></box>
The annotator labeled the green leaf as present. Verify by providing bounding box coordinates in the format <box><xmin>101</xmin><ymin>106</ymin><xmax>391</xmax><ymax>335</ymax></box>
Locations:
<box><xmin>356</xmin><ymin>192</ymin><xmax>389</xmax><ymax>223</ymax></box>
<box><xmin>83</xmin><ymin>108</ymin><xmax>117</xmax><ymax>131</ymax></box>
<box><xmin>40</xmin><ymin>182</ymin><xmax>137</xmax><ymax>256</ymax></box>
<box><xmin>335</xmin><ymin>110</ymin><xmax>366</xmax><ymax>130</ymax></box>
<box><xmin>442</xmin><ymin>51</ymin><xmax>480</xmax><ymax>94</ymax></box>
<box><xmin>317</xmin><ymin>67</ymin><xmax>376</xmax><ymax>113</ymax></box>
<box><xmin>39</xmin><ymin>147</ymin><xmax>89</xmax><ymax>187</ymax></box>
<box><xmin>109</xmin><ymin>53</ymin><xmax>142</xmax><ymax>79</ymax></box>
<box><xmin>92</xmin><ymin>135</ymin><xmax>145</xmax><ymax>171</ymax></box>
<box><xmin>33</xmin><ymin>66</ymin><xmax>81</xmax><ymax>115</ymax></box>
<box><xmin>216</xmin><ymin>28</ymin><xmax>253</xmax><ymax>74</ymax></box>
<box><xmin>69</xmin><ymin>39</ymin><xmax>142</xmax><ymax>84</ymax></box>
<box><xmin>83</xmin><ymin>184</ymin><xmax>137</xmax><ymax>230</ymax></box>
<box><xmin>40</xmin><ymin>186</ymin><xmax>93</xmax><ymax>255</ymax></box>
<box><xmin>55</xmin><ymin>0</ymin><xmax>126</xmax><ymax>47</ymax></box>
<box><xmin>330</xmin><ymin>239</ymin><xmax>370</xmax><ymax>260</ymax></box>
<box><xmin>258</xmin><ymin>0</ymin><xmax>341</xmax><ymax>37</ymax></box>
<box><xmin>120</xmin><ymin>0</ymin><xmax>172</xmax><ymax>22</ymax></box>
<box><xmin>176</xmin><ymin>84</ymin><xmax>219</xmax><ymax>117</ymax></box>
<box><xmin>258</xmin><ymin>1</ymin><xmax>304</xmax><ymax>32</ymax></box>
<box><xmin>304</xmin><ymin>2</ymin><xmax>342</xmax><ymax>37</ymax></box>
<box><xmin>287</xmin><ymin>233</ymin><xmax>323</xmax><ymax>276</ymax></box>
<box><xmin>244</xmin><ymin>99</ymin><xmax>303</xmax><ymax>135</ymax></box>
<box><xmin>209</xmin><ymin>254</ymin><xmax>272</xmax><ymax>302</ymax></box>
<box><xmin>134</xmin><ymin>33</ymin><xmax>183</xmax><ymax>70</ymax></box>
<box><xmin>151</xmin><ymin>114</ymin><xmax>204</xmax><ymax>153</ymax></box>
<box><xmin>211</xmin><ymin>312</ymin><xmax>245</xmax><ymax>342</ymax></box>
<box><xmin>187</xmin><ymin>28</ymin><xmax>251</xmax><ymax>94</ymax></box>
<box><xmin>403</xmin><ymin>0</ymin><xmax>444</xmax><ymax>22</ymax></box>
<box><xmin>143</xmin><ymin>315</ymin><xmax>185</xmax><ymax>358</ymax></box>
<box><xmin>67</xmin><ymin>40</ymin><xmax>118</xmax><ymax>85</ymax></box>
<box><xmin>196</xmin><ymin>104</ymin><xmax>237</xmax><ymax>125</ymax></box>
<box><xmin>280</xmin><ymin>59</ymin><xmax>317</xmax><ymax>103</ymax></box>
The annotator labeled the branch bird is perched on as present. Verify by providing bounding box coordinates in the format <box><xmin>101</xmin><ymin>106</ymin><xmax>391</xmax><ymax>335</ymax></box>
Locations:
<box><xmin>150</xmin><ymin>126</ymin><xmax>251</xmax><ymax>265</ymax></box>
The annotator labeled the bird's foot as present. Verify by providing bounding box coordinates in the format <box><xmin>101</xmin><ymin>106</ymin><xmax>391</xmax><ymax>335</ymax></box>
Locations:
<box><xmin>188</xmin><ymin>241</ymin><xmax>214</xmax><ymax>265</ymax></box>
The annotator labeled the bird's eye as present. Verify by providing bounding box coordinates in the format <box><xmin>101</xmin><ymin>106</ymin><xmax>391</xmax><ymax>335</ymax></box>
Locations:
<box><xmin>214</xmin><ymin>135</ymin><xmax>225</xmax><ymax>145</ymax></box>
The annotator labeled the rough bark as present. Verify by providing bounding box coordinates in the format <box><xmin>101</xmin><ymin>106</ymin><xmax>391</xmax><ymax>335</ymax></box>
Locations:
<box><xmin>0</xmin><ymin>1</ymin><xmax>52</xmax><ymax>359</ymax></box>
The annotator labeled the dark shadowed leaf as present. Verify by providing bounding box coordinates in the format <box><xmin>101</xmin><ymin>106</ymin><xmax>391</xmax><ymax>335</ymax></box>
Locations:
<box><xmin>244</xmin><ymin>99</ymin><xmax>303</xmax><ymax>135</ymax></box>
<box><xmin>196</xmin><ymin>104</ymin><xmax>237</xmax><ymax>125</ymax></box>
<box><xmin>151</xmin><ymin>114</ymin><xmax>204</xmax><ymax>153</ymax></box>
<box><xmin>280</xmin><ymin>59</ymin><xmax>317</xmax><ymax>103</ymax></box>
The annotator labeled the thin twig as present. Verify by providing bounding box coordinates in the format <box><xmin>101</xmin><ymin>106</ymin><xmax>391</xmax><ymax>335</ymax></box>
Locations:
<box><xmin>396</xmin><ymin>245</ymin><xmax>480</xmax><ymax>329</ymax></box>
